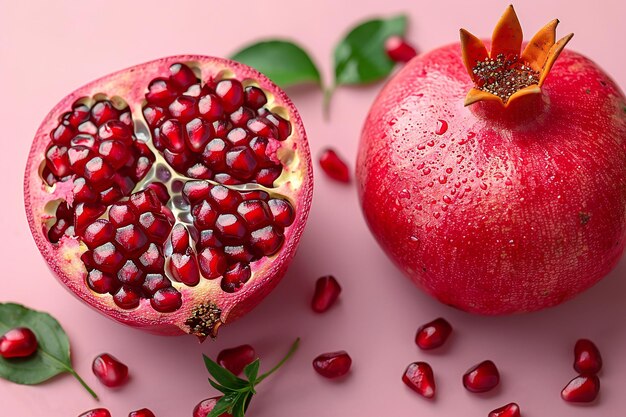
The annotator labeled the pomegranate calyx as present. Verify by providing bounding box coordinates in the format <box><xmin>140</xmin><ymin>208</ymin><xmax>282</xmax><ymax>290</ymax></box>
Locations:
<box><xmin>460</xmin><ymin>5</ymin><xmax>573</xmax><ymax>106</ymax></box>
<box><xmin>185</xmin><ymin>302</ymin><xmax>223</xmax><ymax>341</ymax></box>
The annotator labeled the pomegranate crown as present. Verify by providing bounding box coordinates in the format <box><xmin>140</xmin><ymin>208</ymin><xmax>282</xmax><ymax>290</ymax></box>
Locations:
<box><xmin>460</xmin><ymin>5</ymin><xmax>573</xmax><ymax>107</ymax></box>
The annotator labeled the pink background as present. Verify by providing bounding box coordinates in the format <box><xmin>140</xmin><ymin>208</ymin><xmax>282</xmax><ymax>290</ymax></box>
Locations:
<box><xmin>1</xmin><ymin>0</ymin><xmax>625</xmax><ymax>415</ymax></box>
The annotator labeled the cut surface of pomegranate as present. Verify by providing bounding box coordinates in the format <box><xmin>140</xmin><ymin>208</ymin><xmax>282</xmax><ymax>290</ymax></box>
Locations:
<box><xmin>402</xmin><ymin>361</ymin><xmax>435</xmax><ymax>399</ymax></box>
<box><xmin>561</xmin><ymin>374</ymin><xmax>600</xmax><ymax>403</ymax></box>
<box><xmin>415</xmin><ymin>317</ymin><xmax>452</xmax><ymax>350</ymax></box>
<box><xmin>92</xmin><ymin>353</ymin><xmax>129</xmax><ymax>387</ymax></box>
<box><xmin>488</xmin><ymin>403</ymin><xmax>521</xmax><ymax>417</ymax></box>
<box><xmin>463</xmin><ymin>360</ymin><xmax>500</xmax><ymax>393</ymax></box>
<box><xmin>217</xmin><ymin>344</ymin><xmax>257</xmax><ymax>376</ymax></box>
<box><xmin>312</xmin><ymin>351</ymin><xmax>352</xmax><ymax>378</ymax></box>
<box><xmin>311</xmin><ymin>275</ymin><xmax>342</xmax><ymax>313</ymax></box>
<box><xmin>0</xmin><ymin>327</ymin><xmax>38</xmax><ymax>359</ymax></box>
<box><xmin>25</xmin><ymin>56</ymin><xmax>313</xmax><ymax>339</ymax></box>
<box><xmin>574</xmin><ymin>339</ymin><xmax>602</xmax><ymax>374</ymax></box>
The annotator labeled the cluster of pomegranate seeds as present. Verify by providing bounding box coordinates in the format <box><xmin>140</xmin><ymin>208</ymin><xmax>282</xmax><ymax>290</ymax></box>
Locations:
<box><xmin>488</xmin><ymin>403</ymin><xmax>521</xmax><ymax>417</ymax></box>
<box><xmin>80</xmin><ymin>188</ymin><xmax>182</xmax><ymax>311</ymax></box>
<box><xmin>0</xmin><ymin>327</ymin><xmax>38</xmax><ymax>359</ymax></box>
<box><xmin>402</xmin><ymin>362</ymin><xmax>435</xmax><ymax>399</ymax></box>
<box><xmin>561</xmin><ymin>339</ymin><xmax>602</xmax><ymax>403</ymax></box>
<box><xmin>311</xmin><ymin>275</ymin><xmax>342</xmax><ymax>313</ymax></box>
<box><xmin>92</xmin><ymin>353</ymin><xmax>129</xmax><ymax>387</ymax></box>
<box><xmin>216</xmin><ymin>344</ymin><xmax>257</xmax><ymax>375</ymax></box>
<box><xmin>312</xmin><ymin>351</ymin><xmax>352</xmax><ymax>378</ymax></box>
<box><xmin>78</xmin><ymin>409</ymin><xmax>111</xmax><ymax>417</ymax></box>
<box><xmin>463</xmin><ymin>360</ymin><xmax>500</xmax><ymax>393</ymax></box>
<box><xmin>385</xmin><ymin>36</ymin><xmax>418</xmax><ymax>63</ymax></box>
<box><xmin>128</xmin><ymin>409</ymin><xmax>156</xmax><ymax>417</ymax></box>
<box><xmin>193</xmin><ymin>397</ymin><xmax>232</xmax><ymax>417</ymax></box>
<box><xmin>45</xmin><ymin>99</ymin><xmax>155</xmax><ymax>243</ymax></box>
<box><xmin>472</xmin><ymin>53</ymin><xmax>540</xmax><ymax>102</ymax></box>
<box><xmin>318</xmin><ymin>148</ymin><xmax>350</xmax><ymax>183</ymax></box>
<box><xmin>143</xmin><ymin>63</ymin><xmax>291</xmax><ymax>186</ymax></box>
<box><xmin>415</xmin><ymin>317</ymin><xmax>452</xmax><ymax>350</ymax></box>
<box><xmin>181</xmin><ymin>181</ymin><xmax>294</xmax><ymax>292</ymax></box>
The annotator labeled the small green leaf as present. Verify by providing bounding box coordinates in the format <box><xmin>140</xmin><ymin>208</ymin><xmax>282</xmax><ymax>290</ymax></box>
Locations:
<box><xmin>0</xmin><ymin>303</ymin><xmax>98</xmax><ymax>399</ymax></box>
<box><xmin>206</xmin><ymin>393</ymin><xmax>238</xmax><ymax>417</ymax></box>
<box><xmin>231</xmin><ymin>392</ymin><xmax>251</xmax><ymax>417</ymax></box>
<box><xmin>203</xmin><ymin>354</ymin><xmax>248</xmax><ymax>390</ymax></box>
<box><xmin>208</xmin><ymin>378</ymin><xmax>233</xmax><ymax>394</ymax></box>
<box><xmin>333</xmin><ymin>15</ymin><xmax>408</xmax><ymax>86</ymax></box>
<box><xmin>231</xmin><ymin>40</ymin><xmax>322</xmax><ymax>88</ymax></box>
<box><xmin>243</xmin><ymin>359</ymin><xmax>260</xmax><ymax>384</ymax></box>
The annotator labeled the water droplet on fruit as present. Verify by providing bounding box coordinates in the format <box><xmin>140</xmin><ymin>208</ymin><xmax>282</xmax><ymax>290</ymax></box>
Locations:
<box><xmin>438</xmin><ymin>176</ymin><xmax>447</xmax><ymax>184</ymax></box>
<box><xmin>476</xmin><ymin>169</ymin><xmax>484</xmax><ymax>178</ymax></box>
<box><xmin>427</xmin><ymin>140</ymin><xmax>435</xmax><ymax>147</ymax></box>
<box><xmin>443</xmin><ymin>195</ymin><xmax>452</xmax><ymax>204</ymax></box>
<box><xmin>435</xmin><ymin>120</ymin><xmax>448</xmax><ymax>135</ymax></box>
<box><xmin>480</xmin><ymin>183</ymin><xmax>488</xmax><ymax>190</ymax></box>
<box><xmin>422</xmin><ymin>168</ymin><xmax>431</xmax><ymax>175</ymax></box>
<box><xmin>410</xmin><ymin>236</ymin><xmax>419</xmax><ymax>242</ymax></box>
<box><xmin>399</xmin><ymin>189</ymin><xmax>411</xmax><ymax>199</ymax></box>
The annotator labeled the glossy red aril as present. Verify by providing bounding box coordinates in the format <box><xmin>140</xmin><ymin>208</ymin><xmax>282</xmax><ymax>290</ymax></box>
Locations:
<box><xmin>193</xmin><ymin>397</ymin><xmax>233</xmax><ymax>417</ymax></box>
<box><xmin>92</xmin><ymin>353</ymin><xmax>129</xmax><ymax>387</ymax></box>
<box><xmin>129</xmin><ymin>409</ymin><xmax>156</xmax><ymax>417</ymax></box>
<box><xmin>79</xmin><ymin>409</ymin><xmax>111</xmax><ymax>417</ymax></box>
<box><xmin>25</xmin><ymin>56</ymin><xmax>312</xmax><ymax>339</ymax></box>
<box><xmin>385</xmin><ymin>36</ymin><xmax>418</xmax><ymax>63</ymax></box>
<box><xmin>312</xmin><ymin>351</ymin><xmax>352</xmax><ymax>378</ymax></box>
<box><xmin>463</xmin><ymin>360</ymin><xmax>500</xmax><ymax>393</ymax></box>
<box><xmin>358</xmin><ymin>6</ymin><xmax>626</xmax><ymax>315</ymax></box>
<box><xmin>0</xmin><ymin>327</ymin><xmax>38</xmax><ymax>359</ymax></box>
<box><xmin>488</xmin><ymin>403</ymin><xmax>521</xmax><ymax>417</ymax></box>
<box><xmin>217</xmin><ymin>344</ymin><xmax>257</xmax><ymax>376</ymax></box>
<box><xmin>319</xmin><ymin>148</ymin><xmax>350</xmax><ymax>183</ymax></box>
<box><xmin>574</xmin><ymin>339</ymin><xmax>602</xmax><ymax>374</ymax></box>
<box><xmin>415</xmin><ymin>317</ymin><xmax>452</xmax><ymax>350</ymax></box>
<box><xmin>561</xmin><ymin>374</ymin><xmax>600</xmax><ymax>403</ymax></box>
<box><xmin>402</xmin><ymin>362</ymin><xmax>435</xmax><ymax>399</ymax></box>
<box><xmin>311</xmin><ymin>275</ymin><xmax>342</xmax><ymax>313</ymax></box>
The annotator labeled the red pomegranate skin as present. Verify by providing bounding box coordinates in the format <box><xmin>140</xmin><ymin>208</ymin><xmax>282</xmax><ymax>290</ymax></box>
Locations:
<box><xmin>357</xmin><ymin>43</ymin><xmax>626</xmax><ymax>314</ymax></box>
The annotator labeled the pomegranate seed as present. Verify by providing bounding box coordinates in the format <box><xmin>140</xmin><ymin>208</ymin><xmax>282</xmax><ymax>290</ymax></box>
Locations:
<box><xmin>146</xmin><ymin>78</ymin><xmax>178</xmax><ymax>105</ymax></box>
<box><xmin>87</xmin><ymin>270</ymin><xmax>117</xmax><ymax>294</ymax></box>
<box><xmin>319</xmin><ymin>148</ymin><xmax>350</xmax><ymax>183</ymax></box>
<box><xmin>415</xmin><ymin>317</ymin><xmax>452</xmax><ymax>350</ymax></box>
<box><xmin>561</xmin><ymin>374</ymin><xmax>600</xmax><ymax>403</ymax></box>
<box><xmin>244</xmin><ymin>86</ymin><xmax>268</xmax><ymax>109</ymax></box>
<box><xmin>210</xmin><ymin>185</ymin><xmax>242</xmax><ymax>211</ymax></box>
<box><xmin>193</xmin><ymin>201</ymin><xmax>218</xmax><ymax>229</ymax></box>
<box><xmin>92</xmin><ymin>242</ymin><xmax>125</xmax><ymax>273</ymax></box>
<box><xmin>255</xmin><ymin>166</ymin><xmax>282</xmax><ymax>186</ymax></box>
<box><xmin>221</xmin><ymin>262</ymin><xmax>252</xmax><ymax>293</ymax></box>
<box><xmin>170</xmin><ymin>223</ymin><xmax>191</xmax><ymax>252</ymax></box>
<box><xmin>385</xmin><ymin>36</ymin><xmax>418</xmax><ymax>63</ymax></box>
<box><xmin>312</xmin><ymin>351</ymin><xmax>352</xmax><ymax>378</ymax></box>
<box><xmin>215</xmin><ymin>79</ymin><xmax>244</xmax><ymax>113</ymax></box>
<box><xmin>113</xmin><ymin>285</ymin><xmax>141</xmax><ymax>309</ymax></box>
<box><xmin>237</xmin><ymin>200</ymin><xmax>271</xmax><ymax>228</ymax></box>
<box><xmin>402</xmin><ymin>361</ymin><xmax>436</xmax><ymax>398</ymax></box>
<box><xmin>265</xmin><ymin>112</ymin><xmax>291</xmax><ymax>140</ymax></box>
<box><xmin>78</xmin><ymin>409</ymin><xmax>111</xmax><ymax>417</ymax></box>
<box><xmin>0</xmin><ymin>328</ymin><xmax>38</xmax><ymax>359</ymax></box>
<box><xmin>143</xmin><ymin>274</ymin><xmax>171</xmax><ymax>295</ymax></box>
<box><xmin>488</xmin><ymin>403</ymin><xmax>521</xmax><ymax>417</ymax></box>
<box><xmin>311</xmin><ymin>275</ymin><xmax>342</xmax><ymax>313</ymax></box>
<box><xmin>186</xmin><ymin>118</ymin><xmax>213</xmax><ymax>152</ymax></box>
<box><xmin>143</xmin><ymin>105</ymin><xmax>166</xmax><ymax>127</ymax></box>
<box><xmin>98</xmin><ymin>140</ymin><xmax>130</xmax><ymax>169</ymax></box>
<box><xmin>145</xmin><ymin>182</ymin><xmax>170</xmax><ymax>205</ymax></box>
<box><xmin>193</xmin><ymin>397</ymin><xmax>233</xmax><ymax>417</ymax></box>
<box><xmin>463</xmin><ymin>360</ymin><xmax>500</xmax><ymax>393</ymax></box>
<box><xmin>139</xmin><ymin>212</ymin><xmax>172</xmax><ymax>244</ymax></box>
<box><xmin>45</xmin><ymin>145</ymin><xmax>70</xmax><ymax>177</ymax></box>
<box><xmin>574</xmin><ymin>339</ymin><xmax>602</xmax><ymax>374</ymax></box>
<box><xmin>224</xmin><ymin>245</ymin><xmax>254</xmax><ymax>263</ymax></box>
<box><xmin>225</xmin><ymin>147</ymin><xmax>258</xmax><ymax>177</ymax></box>
<box><xmin>226</xmin><ymin>127</ymin><xmax>249</xmax><ymax>146</ymax></box>
<box><xmin>247</xmin><ymin>117</ymin><xmax>277</xmax><ymax>137</ymax></box>
<box><xmin>230</xmin><ymin>106</ymin><xmax>255</xmax><ymax>127</ymax></box>
<box><xmin>169</xmin><ymin>96</ymin><xmax>198</xmax><ymax>122</ymax></box>
<box><xmin>92</xmin><ymin>353</ymin><xmax>129</xmax><ymax>387</ymax></box>
<box><xmin>74</xmin><ymin>203</ymin><xmax>107</xmax><ymax>235</ymax></box>
<box><xmin>169</xmin><ymin>62</ymin><xmax>198</xmax><ymax>88</ymax></box>
<box><xmin>268</xmin><ymin>199</ymin><xmax>295</xmax><ymax>227</ymax></box>
<box><xmin>138</xmin><ymin>243</ymin><xmax>166</xmax><ymax>272</ymax></box>
<box><xmin>217</xmin><ymin>344</ymin><xmax>257</xmax><ymax>375</ymax></box>
<box><xmin>128</xmin><ymin>409</ymin><xmax>156</xmax><ymax>417</ymax></box>
<box><xmin>250</xmin><ymin>225</ymin><xmax>284</xmax><ymax>256</ymax></box>
<box><xmin>91</xmin><ymin>101</ymin><xmax>120</xmax><ymax>125</ymax></box>
<box><xmin>198</xmin><ymin>247</ymin><xmax>227</xmax><ymax>279</ymax></box>
<box><xmin>198</xmin><ymin>94</ymin><xmax>224</xmax><ymax>120</ymax></box>
<box><xmin>199</xmin><ymin>230</ymin><xmax>223</xmax><ymax>249</ymax></box>
<box><xmin>216</xmin><ymin>214</ymin><xmax>247</xmax><ymax>240</ymax></box>
<box><xmin>115</xmin><ymin>224</ymin><xmax>148</xmax><ymax>254</ymax></box>
<box><xmin>169</xmin><ymin>251</ymin><xmax>200</xmax><ymax>286</ymax></box>
<box><xmin>109</xmin><ymin>202</ymin><xmax>136</xmax><ymax>227</ymax></box>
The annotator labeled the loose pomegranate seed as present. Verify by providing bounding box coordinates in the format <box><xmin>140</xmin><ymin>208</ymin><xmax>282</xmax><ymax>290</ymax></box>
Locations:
<box><xmin>217</xmin><ymin>344</ymin><xmax>257</xmax><ymax>375</ymax></box>
<box><xmin>385</xmin><ymin>36</ymin><xmax>418</xmax><ymax>63</ymax></box>
<box><xmin>193</xmin><ymin>397</ymin><xmax>233</xmax><ymax>417</ymax></box>
<box><xmin>402</xmin><ymin>362</ymin><xmax>435</xmax><ymax>398</ymax></box>
<box><xmin>319</xmin><ymin>148</ymin><xmax>350</xmax><ymax>183</ymax></box>
<box><xmin>128</xmin><ymin>409</ymin><xmax>156</xmax><ymax>417</ymax></box>
<box><xmin>415</xmin><ymin>317</ymin><xmax>452</xmax><ymax>350</ymax></box>
<box><xmin>462</xmin><ymin>360</ymin><xmax>500</xmax><ymax>393</ymax></box>
<box><xmin>312</xmin><ymin>351</ymin><xmax>352</xmax><ymax>378</ymax></box>
<box><xmin>561</xmin><ymin>374</ymin><xmax>600</xmax><ymax>403</ymax></box>
<box><xmin>0</xmin><ymin>327</ymin><xmax>38</xmax><ymax>359</ymax></box>
<box><xmin>488</xmin><ymin>403</ymin><xmax>521</xmax><ymax>417</ymax></box>
<box><xmin>574</xmin><ymin>339</ymin><xmax>602</xmax><ymax>374</ymax></box>
<box><xmin>151</xmin><ymin>287</ymin><xmax>183</xmax><ymax>313</ymax></box>
<box><xmin>92</xmin><ymin>353</ymin><xmax>129</xmax><ymax>387</ymax></box>
<box><xmin>311</xmin><ymin>275</ymin><xmax>342</xmax><ymax>313</ymax></box>
<box><xmin>78</xmin><ymin>409</ymin><xmax>111</xmax><ymax>417</ymax></box>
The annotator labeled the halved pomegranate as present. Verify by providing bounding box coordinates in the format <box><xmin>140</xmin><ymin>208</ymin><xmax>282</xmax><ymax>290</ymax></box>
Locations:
<box><xmin>25</xmin><ymin>56</ymin><xmax>313</xmax><ymax>339</ymax></box>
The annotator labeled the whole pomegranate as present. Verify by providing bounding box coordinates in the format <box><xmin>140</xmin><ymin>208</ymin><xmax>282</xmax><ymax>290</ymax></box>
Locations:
<box><xmin>25</xmin><ymin>56</ymin><xmax>312</xmax><ymax>338</ymax></box>
<box><xmin>357</xmin><ymin>6</ymin><xmax>626</xmax><ymax>314</ymax></box>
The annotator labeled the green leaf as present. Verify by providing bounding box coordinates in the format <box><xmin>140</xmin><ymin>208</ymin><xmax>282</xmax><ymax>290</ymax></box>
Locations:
<box><xmin>206</xmin><ymin>393</ymin><xmax>238</xmax><ymax>417</ymax></box>
<box><xmin>203</xmin><ymin>354</ymin><xmax>248</xmax><ymax>390</ymax></box>
<box><xmin>231</xmin><ymin>392</ymin><xmax>251</xmax><ymax>417</ymax></box>
<box><xmin>333</xmin><ymin>15</ymin><xmax>408</xmax><ymax>86</ymax></box>
<box><xmin>231</xmin><ymin>40</ymin><xmax>322</xmax><ymax>88</ymax></box>
<box><xmin>0</xmin><ymin>303</ymin><xmax>98</xmax><ymax>399</ymax></box>
<box><xmin>208</xmin><ymin>378</ymin><xmax>233</xmax><ymax>394</ymax></box>
<box><xmin>243</xmin><ymin>359</ymin><xmax>260</xmax><ymax>384</ymax></box>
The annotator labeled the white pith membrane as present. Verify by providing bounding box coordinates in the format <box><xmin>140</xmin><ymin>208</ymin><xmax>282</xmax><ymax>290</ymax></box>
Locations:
<box><xmin>25</xmin><ymin>56</ymin><xmax>312</xmax><ymax>338</ymax></box>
